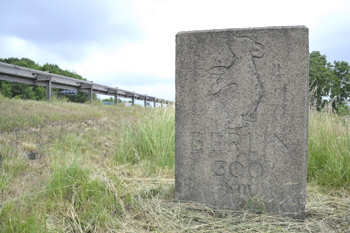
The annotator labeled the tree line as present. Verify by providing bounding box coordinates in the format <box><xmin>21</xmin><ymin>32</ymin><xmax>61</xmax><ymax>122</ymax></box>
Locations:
<box><xmin>0</xmin><ymin>57</ymin><xmax>91</xmax><ymax>103</ymax></box>
<box><xmin>1</xmin><ymin>54</ymin><xmax>350</xmax><ymax>112</ymax></box>
<box><xmin>309</xmin><ymin>51</ymin><xmax>350</xmax><ymax>114</ymax></box>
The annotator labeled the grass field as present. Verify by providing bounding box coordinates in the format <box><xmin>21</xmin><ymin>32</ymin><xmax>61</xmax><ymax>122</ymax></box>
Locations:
<box><xmin>0</xmin><ymin>95</ymin><xmax>349</xmax><ymax>232</ymax></box>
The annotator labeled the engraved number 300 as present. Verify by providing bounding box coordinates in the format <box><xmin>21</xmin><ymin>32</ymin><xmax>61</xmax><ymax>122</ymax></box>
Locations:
<box><xmin>214</xmin><ymin>161</ymin><xmax>263</xmax><ymax>178</ymax></box>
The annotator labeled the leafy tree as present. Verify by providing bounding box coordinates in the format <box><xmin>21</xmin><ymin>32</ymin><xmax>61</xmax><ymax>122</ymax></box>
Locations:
<box><xmin>309</xmin><ymin>51</ymin><xmax>350</xmax><ymax>113</ymax></box>
<box><xmin>330</xmin><ymin>61</ymin><xmax>350</xmax><ymax>108</ymax></box>
<box><xmin>0</xmin><ymin>58</ymin><xmax>43</xmax><ymax>100</ymax></box>
<box><xmin>66</xmin><ymin>92</ymin><xmax>89</xmax><ymax>103</ymax></box>
<box><xmin>41</xmin><ymin>63</ymin><xmax>85</xmax><ymax>80</ymax></box>
<box><xmin>0</xmin><ymin>57</ymin><xmax>41</xmax><ymax>70</ymax></box>
<box><xmin>11</xmin><ymin>83</ymin><xmax>34</xmax><ymax>99</ymax></box>
<box><xmin>22</xmin><ymin>86</ymin><xmax>36</xmax><ymax>100</ymax></box>
<box><xmin>101</xmin><ymin>97</ymin><xmax>122</xmax><ymax>103</ymax></box>
<box><xmin>309</xmin><ymin>51</ymin><xmax>335</xmax><ymax>110</ymax></box>
<box><xmin>0</xmin><ymin>58</ymin><xmax>89</xmax><ymax>102</ymax></box>
<box><xmin>0</xmin><ymin>82</ymin><xmax>12</xmax><ymax>98</ymax></box>
<box><xmin>34</xmin><ymin>86</ymin><xmax>46</xmax><ymax>100</ymax></box>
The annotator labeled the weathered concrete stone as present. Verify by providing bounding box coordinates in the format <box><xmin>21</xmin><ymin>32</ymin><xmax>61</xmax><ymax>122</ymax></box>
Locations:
<box><xmin>175</xmin><ymin>26</ymin><xmax>309</xmax><ymax>220</ymax></box>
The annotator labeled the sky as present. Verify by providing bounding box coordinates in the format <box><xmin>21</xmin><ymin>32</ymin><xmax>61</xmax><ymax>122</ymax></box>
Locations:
<box><xmin>1</xmin><ymin>0</ymin><xmax>350</xmax><ymax>102</ymax></box>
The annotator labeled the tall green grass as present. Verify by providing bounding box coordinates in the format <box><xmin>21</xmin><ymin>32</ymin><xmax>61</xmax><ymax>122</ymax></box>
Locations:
<box><xmin>114</xmin><ymin>107</ymin><xmax>175</xmax><ymax>172</ymax></box>
<box><xmin>44</xmin><ymin>162</ymin><xmax>123</xmax><ymax>230</ymax></box>
<box><xmin>308</xmin><ymin>110</ymin><xmax>350</xmax><ymax>187</ymax></box>
<box><xmin>0</xmin><ymin>163</ymin><xmax>124</xmax><ymax>232</ymax></box>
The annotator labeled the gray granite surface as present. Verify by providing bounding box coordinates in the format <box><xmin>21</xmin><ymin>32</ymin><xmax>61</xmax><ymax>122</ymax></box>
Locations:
<box><xmin>175</xmin><ymin>26</ymin><xmax>309</xmax><ymax>220</ymax></box>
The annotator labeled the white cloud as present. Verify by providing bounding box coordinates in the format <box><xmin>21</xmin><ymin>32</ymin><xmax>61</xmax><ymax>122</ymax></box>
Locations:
<box><xmin>1</xmin><ymin>0</ymin><xmax>350</xmax><ymax>102</ymax></box>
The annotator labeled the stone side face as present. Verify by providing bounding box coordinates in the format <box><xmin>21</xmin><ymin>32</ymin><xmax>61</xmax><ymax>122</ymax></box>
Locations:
<box><xmin>175</xmin><ymin>26</ymin><xmax>309</xmax><ymax>220</ymax></box>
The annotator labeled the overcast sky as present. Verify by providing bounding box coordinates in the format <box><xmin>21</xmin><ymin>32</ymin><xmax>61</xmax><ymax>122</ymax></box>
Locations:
<box><xmin>1</xmin><ymin>0</ymin><xmax>350</xmax><ymax>101</ymax></box>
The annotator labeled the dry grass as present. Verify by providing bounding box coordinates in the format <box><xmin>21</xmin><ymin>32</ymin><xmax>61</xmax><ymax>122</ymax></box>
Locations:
<box><xmin>0</xmin><ymin>96</ymin><xmax>349</xmax><ymax>232</ymax></box>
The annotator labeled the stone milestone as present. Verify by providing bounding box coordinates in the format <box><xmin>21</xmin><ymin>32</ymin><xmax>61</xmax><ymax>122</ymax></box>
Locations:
<box><xmin>175</xmin><ymin>26</ymin><xmax>309</xmax><ymax>220</ymax></box>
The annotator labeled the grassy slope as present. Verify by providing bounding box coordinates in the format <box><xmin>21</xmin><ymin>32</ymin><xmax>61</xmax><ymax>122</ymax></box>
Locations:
<box><xmin>0</xmin><ymin>96</ymin><xmax>349</xmax><ymax>232</ymax></box>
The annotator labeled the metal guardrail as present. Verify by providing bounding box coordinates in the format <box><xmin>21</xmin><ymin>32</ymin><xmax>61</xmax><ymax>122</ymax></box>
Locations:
<box><xmin>0</xmin><ymin>61</ymin><xmax>174</xmax><ymax>107</ymax></box>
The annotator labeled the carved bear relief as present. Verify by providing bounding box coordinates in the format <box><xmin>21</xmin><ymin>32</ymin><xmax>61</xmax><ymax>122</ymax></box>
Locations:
<box><xmin>207</xmin><ymin>36</ymin><xmax>265</xmax><ymax>128</ymax></box>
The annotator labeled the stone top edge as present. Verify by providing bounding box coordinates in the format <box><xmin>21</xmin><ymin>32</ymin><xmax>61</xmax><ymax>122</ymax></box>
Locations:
<box><xmin>176</xmin><ymin>25</ymin><xmax>308</xmax><ymax>35</ymax></box>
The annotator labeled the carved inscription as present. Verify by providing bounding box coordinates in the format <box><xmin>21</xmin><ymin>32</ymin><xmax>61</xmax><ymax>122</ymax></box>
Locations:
<box><xmin>228</xmin><ymin>132</ymin><xmax>240</xmax><ymax>155</ymax></box>
<box><xmin>191</xmin><ymin>129</ymin><xmax>267</xmax><ymax>155</ymax></box>
<box><xmin>214</xmin><ymin>161</ymin><xmax>264</xmax><ymax>178</ymax></box>
<box><xmin>213</xmin><ymin>161</ymin><xmax>225</xmax><ymax>176</ymax></box>
<box><xmin>190</xmin><ymin>128</ymin><xmax>292</xmax><ymax>189</ymax></box>
<box><xmin>229</xmin><ymin>161</ymin><xmax>244</xmax><ymax>177</ymax></box>
<box><xmin>248</xmin><ymin>162</ymin><xmax>263</xmax><ymax>178</ymax></box>
<box><xmin>230</xmin><ymin>184</ymin><xmax>251</xmax><ymax>197</ymax></box>
<box><xmin>191</xmin><ymin>132</ymin><xmax>204</xmax><ymax>153</ymax></box>
<box><xmin>274</xmin><ymin>133</ymin><xmax>289</xmax><ymax>153</ymax></box>
<box><xmin>211</xmin><ymin>132</ymin><xmax>223</xmax><ymax>152</ymax></box>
